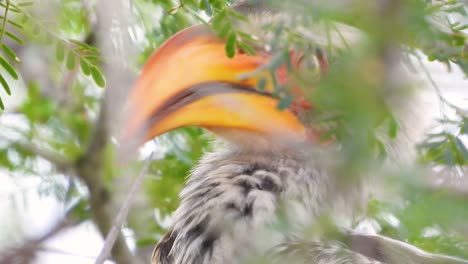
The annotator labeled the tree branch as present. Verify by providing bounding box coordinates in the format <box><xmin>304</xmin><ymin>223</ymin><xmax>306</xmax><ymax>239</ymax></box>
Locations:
<box><xmin>349</xmin><ymin>232</ymin><xmax>468</xmax><ymax>264</ymax></box>
<box><xmin>0</xmin><ymin>217</ymin><xmax>77</xmax><ymax>264</ymax></box>
<box><xmin>75</xmin><ymin>90</ymin><xmax>142</xmax><ymax>264</ymax></box>
<box><xmin>95</xmin><ymin>152</ymin><xmax>154</xmax><ymax>264</ymax></box>
<box><xmin>72</xmin><ymin>1</ymin><xmax>144</xmax><ymax>263</ymax></box>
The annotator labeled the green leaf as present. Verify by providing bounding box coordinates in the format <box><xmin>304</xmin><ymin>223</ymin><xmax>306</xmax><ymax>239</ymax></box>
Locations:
<box><xmin>80</xmin><ymin>59</ymin><xmax>91</xmax><ymax>76</ymax></box>
<box><xmin>0</xmin><ymin>56</ymin><xmax>18</xmax><ymax>80</ymax></box>
<box><xmin>268</xmin><ymin>50</ymin><xmax>288</xmax><ymax>71</ymax></box>
<box><xmin>0</xmin><ymin>74</ymin><xmax>11</xmax><ymax>95</ymax></box>
<box><xmin>443</xmin><ymin>145</ymin><xmax>455</xmax><ymax>165</ymax></box>
<box><xmin>218</xmin><ymin>22</ymin><xmax>231</xmax><ymax>39</ymax></box>
<box><xmin>66</xmin><ymin>51</ymin><xmax>76</xmax><ymax>70</ymax></box>
<box><xmin>65</xmin><ymin>197</ymin><xmax>90</xmax><ymax>222</ymax></box>
<box><xmin>388</xmin><ymin>117</ymin><xmax>399</xmax><ymax>139</ymax></box>
<box><xmin>227</xmin><ymin>9</ymin><xmax>249</xmax><ymax>22</ymax></box>
<box><xmin>17</xmin><ymin>1</ymin><xmax>34</xmax><ymax>7</ymax></box>
<box><xmin>0</xmin><ymin>96</ymin><xmax>4</xmax><ymax>110</ymax></box>
<box><xmin>225</xmin><ymin>32</ymin><xmax>236</xmax><ymax>58</ymax></box>
<box><xmin>0</xmin><ymin>17</ymin><xmax>23</xmax><ymax>29</ymax></box>
<box><xmin>257</xmin><ymin>77</ymin><xmax>266</xmax><ymax>91</ymax></box>
<box><xmin>454</xmin><ymin>24</ymin><xmax>468</xmax><ymax>31</ymax></box>
<box><xmin>1</xmin><ymin>44</ymin><xmax>20</xmax><ymax>63</ymax></box>
<box><xmin>90</xmin><ymin>66</ymin><xmax>105</xmax><ymax>87</ymax></box>
<box><xmin>237</xmin><ymin>41</ymin><xmax>256</xmax><ymax>55</ymax></box>
<box><xmin>168</xmin><ymin>6</ymin><xmax>179</xmax><ymax>15</ymax></box>
<box><xmin>0</xmin><ymin>4</ymin><xmax>19</xmax><ymax>13</ymax></box>
<box><xmin>82</xmin><ymin>55</ymin><xmax>102</xmax><ymax>63</ymax></box>
<box><xmin>454</xmin><ymin>137</ymin><xmax>468</xmax><ymax>161</ymax></box>
<box><xmin>277</xmin><ymin>94</ymin><xmax>294</xmax><ymax>110</ymax></box>
<box><xmin>55</xmin><ymin>43</ymin><xmax>65</xmax><ymax>62</ymax></box>
<box><xmin>212</xmin><ymin>10</ymin><xmax>227</xmax><ymax>30</ymax></box>
<box><xmin>236</xmin><ymin>31</ymin><xmax>258</xmax><ymax>42</ymax></box>
<box><xmin>375</xmin><ymin>138</ymin><xmax>387</xmax><ymax>159</ymax></box>
<box><xmin>69</xmin><ymin>40</ymin><xmax>99</xmax><ymax>52</ymax></box>
<box><xmin>202</xmin><ymin>0</ymin><xmax>212</xmax><ymax>16</ymax></box>
<box><xmin>136</xmin><ymin>237</ymin><xmax>158</xmax><ymax>247</ymax></box>
<box><xmin>208</xmin><ymin>0</ymin><xmax>224</xmax><ymax>9</ymax></box>
<box><xmin>4</xmin><ymin>31</ymin><xmax>23</xmax><ymax>45</ymax></box>
<box><xmin>461</xmin><ymin>118</ymin><xmax>468</xmax><ymax>135</ymax></box>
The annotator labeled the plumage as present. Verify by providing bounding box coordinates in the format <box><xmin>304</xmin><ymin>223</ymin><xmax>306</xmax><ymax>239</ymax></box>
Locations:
<box><xmin>152</xmin><ymin>143</ymin><xmax>370</xmax><ymax>264</ymax></box>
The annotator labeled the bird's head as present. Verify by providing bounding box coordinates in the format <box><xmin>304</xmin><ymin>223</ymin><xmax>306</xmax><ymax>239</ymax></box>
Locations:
<box><xmin>122</xmin><ymin>24</ymin><xmax>328</xmax><ymax>151</ymax></box>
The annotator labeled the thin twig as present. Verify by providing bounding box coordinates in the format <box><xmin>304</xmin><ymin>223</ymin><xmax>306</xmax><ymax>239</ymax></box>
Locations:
<box><xmin>414</xmin><ymin>54</ymin><xmax>455</xmax><ymax>117</ymax></box>
<box><xmin>95</xmin><ymin>152</ymin><xmax>154</xmax><ymax>264</ymax></box>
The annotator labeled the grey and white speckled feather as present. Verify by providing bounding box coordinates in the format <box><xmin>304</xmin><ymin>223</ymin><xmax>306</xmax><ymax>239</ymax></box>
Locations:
<box><xmin>152</xmin><ymin>143</ymin><xmax>372</xmax><ymax>264</ymax></box>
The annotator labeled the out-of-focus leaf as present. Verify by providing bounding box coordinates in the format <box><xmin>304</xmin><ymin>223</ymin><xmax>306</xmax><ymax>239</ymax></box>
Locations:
<box><xmin>212</xmin><ymin>10</ymin><xmax>227</xmax><ymax>30</ymax></box>
<box><xmin>136</xmin><ymin>237</ymin><xmax>158</xmax><ymax>247</ymax></box>
<box><xmin>56</xmin><ymin>42</ymin><xmax>65</xmax><ymax>62</ymax></box>
<box><xmin>227</xmin><ymin>9</ymin><xmax>249</xmax><ymax>22</ymax></box>
<box><xmin>69</xmin><ymin>40</ymin><xmax>99</xmax><ymax>52</ymax></box>
<box><xmin>0</xmin><ymin>56</ymin><xmax>18</xmax><ymax>79</ymax></box>
<box><xmin>0</xmin><ymin>3</ymin><xmax>20</xmax><ymax>13</ymax></box>
<box><xmin>17</xmin><ymin>1</ymin><xmax>34</xmax><ymax>7</ymax></box>
<box><xmin>200</xmin><ymin>0</ymin><xmax>212</xmax><ymax>16</ymax></box>
<box><xmin>461</xmin><ymin>118</ymin><xmax>468</xmax><ymax>135</ymax></box>
<box><xmin>4</xmin><ymin>31</ymin><xmax>23</xmax><ymax>45</ymax></box>
<box><xmin>225</xmin><ymin>32</ymin><xmax>236</xmax><ymax>58</ymax></box>
<box><xmin>2</xmin><ymin>43</ymin><xmax>20</xmax><ymax>62</ymax></box>
<box><xmin>90</xmin><ymin>66</ymin><xmax>106</xmax><ymax>87</ymax></box>
<box><xmin>66</xmin><ymin>196</ymin><xmax>90</xmax><ymax>222</ymax></box>
<box><xmin>66</xmin><ymin>51</ymin><xmax>76</xmax><ymax>70</ymax></box>
<box><xmin>268</xmin><ymin>50</ymin><xmax>288</xmax><ymax>71</ymax></box>
<box><xmin>453</xmin><ymin>137</ymin><xmax>468</xmax><ymax>161</ymax></box>
<box><xmin>80</xmin><ymin>59</ymin><xmax>90</xmax><ymax>76</ymax></box>
<box><xmin>83</xmin><ymin>55</ymin><xmax>101</xmax><ymax>63</ymax></box>
<box><xmin>237</xmin><ymin>41</ymin><xmax>256</xmax><ymax>55</ymax></box>
<box><xmin>218</xmin><ymin>22</ymin><xmax>231</xmax><ymax>39</ymax></box>
<box><xmin>277</xmin><ymin>94</ymin><xmax>294</xmax><ymax>110</ymax></box>
<box><xmin>257</xmin><ymin>77</ymin><xmax>266</xmax><ymax>91</ymax></box>
<box><xmin>0</xmin><ymin>74</ymin><xmax>11</xmax><ymax>95</ymax></box>
<box><xmin>0</xmin><ymin>17</ymin><xmax>23</xmax><ymax>29</ymax></box>
<box><xmin>388</xmin><ymin>116</ymin><xmax>399</xmax><ymax>139</ymax></box>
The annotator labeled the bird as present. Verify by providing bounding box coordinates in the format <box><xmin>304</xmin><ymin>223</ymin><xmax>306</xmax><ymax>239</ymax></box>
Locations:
<box><xmin>121</xmin><ymin>1</ymin><xmax>468</xmax><ymax>264</ymax></box>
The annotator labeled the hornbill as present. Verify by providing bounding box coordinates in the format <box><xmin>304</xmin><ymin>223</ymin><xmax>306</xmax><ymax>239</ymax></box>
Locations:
<box><xmin>122</xmin><ymin>1</ymin><xmax>468</xmax><ymax>264</ymax></box>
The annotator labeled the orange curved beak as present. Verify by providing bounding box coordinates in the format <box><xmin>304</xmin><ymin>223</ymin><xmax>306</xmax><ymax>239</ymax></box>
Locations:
<box><xmin>122</xmin><ymin>25</ymin><xmax>306</xmax><ymax>146</ymax></box>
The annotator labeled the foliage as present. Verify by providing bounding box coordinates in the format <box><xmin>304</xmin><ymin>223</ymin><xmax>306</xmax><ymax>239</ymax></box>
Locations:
<box><xmin>0</xmin><ymin>0</ymin><xmax>105</xmax><ymax>110</ymax></box>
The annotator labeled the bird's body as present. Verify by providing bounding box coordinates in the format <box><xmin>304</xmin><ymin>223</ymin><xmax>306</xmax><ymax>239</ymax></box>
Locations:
<box><xmin>153</xmin><ymin>142</ymin><xmax>369</xmax><ymax>264</ymax></box>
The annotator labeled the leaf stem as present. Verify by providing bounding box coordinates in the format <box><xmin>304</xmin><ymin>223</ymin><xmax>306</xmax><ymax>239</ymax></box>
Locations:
<box><xmin>0</xmin><ymin>0</ymin><xmax>10</xmax><ymax>45</ymax></box>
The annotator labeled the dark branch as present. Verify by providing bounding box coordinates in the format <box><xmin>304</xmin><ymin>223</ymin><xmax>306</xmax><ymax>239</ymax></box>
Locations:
<box><xmin>0</xmin><ymin>217</ymin><xmax>77</xmax><ymax>264</ymax></box>
<box><xmin>348</xmin><ymin>232</ymin><xmax>468</xmax><ymax>264</ymax></box>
